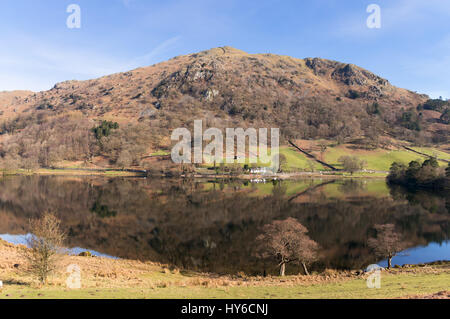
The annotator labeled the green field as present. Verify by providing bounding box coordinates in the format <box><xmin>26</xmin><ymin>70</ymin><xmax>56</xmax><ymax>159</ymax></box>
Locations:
<box><xmin>410</xmin><ymin>147</ymin><xmax>450</xmax><ymax>161</ymax></box>
<box><xmin>196</xmin><ymin>144</ymin><xmax>449</xmax><ymax>174</ymax></box>
<box><xmin>1</xmin><ymin>271</ymin><xmax>448</xmax><ymax>299</ymax></box>
<box><xmin>279</xmin><ymin>147</ymin><xmax>325</xmax><ymax>172</ymax></box>
<box><xmin>323</xmin><ymin>146</ymin><xmax>430</xmax><ymax>171</ymax></box>
<box><xmin>6</xmin><ymin>144</ymin><xmax>446</xmax><ymax>178</ymax></box>
<box><xmin>200</xmin><ymin>146</ymin><xmax>324</xmax><ymax>171</ymax></box>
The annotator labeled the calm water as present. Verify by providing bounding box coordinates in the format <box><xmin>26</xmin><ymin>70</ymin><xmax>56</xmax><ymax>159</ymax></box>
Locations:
<box><xmin>0</xmin><ymin>175</ymin><xmax>448</xmax><ymax>275</ymax></box>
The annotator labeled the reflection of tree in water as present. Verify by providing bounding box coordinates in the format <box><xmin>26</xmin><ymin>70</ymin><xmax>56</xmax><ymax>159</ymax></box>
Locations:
<box><xmin>337</xmin><ymin>179</ymin><xmax>367</xmax><ymax>194</ymax></box>
<box><xmin>91</xmin><ymin>202</ymin><xmax>117</xmax><ymax>218</ymax></box>
<box><xmin>388</xmin><ymin>185</ymin><xmax>450</xmax><ymax>243</ymax></box>
<box><xmin>0</xmin><ymin>176</ymin><xmax>448</xmax><ymax>275</ymax></box>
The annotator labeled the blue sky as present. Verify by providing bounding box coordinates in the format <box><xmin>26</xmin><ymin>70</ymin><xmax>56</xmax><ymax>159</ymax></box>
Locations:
<box><xmin>1</xmin><ymin>0</ymin><xmax>449</xmax><ymax>99</ymax></box>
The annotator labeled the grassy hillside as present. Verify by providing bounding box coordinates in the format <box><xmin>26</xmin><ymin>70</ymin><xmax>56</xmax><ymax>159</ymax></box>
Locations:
<box><xmin>258</xmin><ymin>144</ymin><xmax>447</xmax><ymax>173</ymax></box>
<box><xmin>280</xmin><ymin>146</ymin><xmax>325</xmax><ymax>171</ymax></box>
<box><xmin>324</xmin><ymin>146</ymin><xmax>427</xmax><ymax>171</ymax></box>
<box><xmin>410</xmin><ymin>147</ymin><xmax>450</xmax><ymax>161</ymax></box>
<box><xmin>281</xmin><ymin>140</ymin><xmax>450</xmax><ymax>173</ymax></box>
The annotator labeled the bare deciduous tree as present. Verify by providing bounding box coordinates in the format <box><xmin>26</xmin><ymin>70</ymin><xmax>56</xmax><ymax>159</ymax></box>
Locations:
<box><xmin>116</xmin><ymin>150</ymin><xmax>133</xmax><ymax>169</ymax></box>
<box><xmin>278</xmin><ymin>153</ymin><xmax>288</xmax><ymax>172</ymax></box>
<box><xmin>21</xmin><ymin>212</ymin><xmax>66</xmax><ymax>285</ymax></box>
<box><xmin>338</xmin><ymin>156</ymin><xmax>366</xmax><ymax>175</ymax></box>
<box><xmin>368</xmin><ymin>224</ymin><xmax>406</xmax><ymax>269</ymax></box>
<box><xmin>256</xmin><ymin>218</ymin><xmax>319</xmax><ymax>276</ymax></box>
<box><xmin>306</xmin><ymin>159</ymin><xmax>315</xmax><ymax>172</ymax></box>
<box><xmin>318</xmin><ymin>142</ymin><xmax>328</xmax><ymax>161</ymax></box>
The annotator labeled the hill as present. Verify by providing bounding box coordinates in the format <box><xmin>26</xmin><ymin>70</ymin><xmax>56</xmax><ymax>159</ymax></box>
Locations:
<box><xmin>0</xmin><ymin>47</ymin><xmax>448</xmax><ymax>170</ymax></box>
<box><xmin>0</xmin><ymin>90</ymin><xmax>33</xmax><ymax>118</ymax></box>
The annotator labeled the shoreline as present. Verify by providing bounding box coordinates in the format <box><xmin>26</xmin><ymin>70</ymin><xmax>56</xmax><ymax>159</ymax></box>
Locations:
<box><xmin>1</xmin><ymin>168</ymin><xmax>389</xmax><ymax>179</ymax></box>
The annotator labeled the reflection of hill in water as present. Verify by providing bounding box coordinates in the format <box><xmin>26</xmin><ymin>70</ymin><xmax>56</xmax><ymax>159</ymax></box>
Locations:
<box><xmin>0</xmin><ymin>176</ymin><xmax>448</xmax><ymax>275</ymax></box>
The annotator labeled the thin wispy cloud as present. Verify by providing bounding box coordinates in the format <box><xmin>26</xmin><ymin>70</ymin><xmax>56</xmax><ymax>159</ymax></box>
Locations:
<box><xmin>123</xmin><ymin>36</ymin><xmax>182</xmax><ymax>70</ymax></box>
<box><xmin>0</xmin><ymin>32</ymin><xmax>181</xmax><ymax>92</ymax></box>
<box><xmin>0</xmin><ymin>1</ymin><xmax>448</xmax><ymax>98</ymax></box>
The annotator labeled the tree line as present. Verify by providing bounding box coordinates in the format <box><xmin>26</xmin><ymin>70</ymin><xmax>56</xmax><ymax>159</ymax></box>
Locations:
<box><xmin>0</xmin><ymin>115</ymin><xmax>161</xmax><ymax>171</ymax></box>
<box><xmin>388</xmin><ymin>158</ymin><xmax>450</xmax><ymax>190</ymax></box>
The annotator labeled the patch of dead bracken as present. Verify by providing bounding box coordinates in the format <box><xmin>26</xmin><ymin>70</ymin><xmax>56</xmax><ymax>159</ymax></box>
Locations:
<box><xmin>1</xmin><ymin>239</ymin><xmax>449</xmax><ymax>291</ymax></box>
<box><xmin>400</xmin><ymin>291</ymin><xmax>450</xmax><ymax>299</ymax></box>
<box><xmin>0</xmin><ymin>239</ymin><xmax>360</xmax><ymax>289</ymax></box>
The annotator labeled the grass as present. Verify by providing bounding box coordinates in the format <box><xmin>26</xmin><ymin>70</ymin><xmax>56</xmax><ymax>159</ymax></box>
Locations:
<box><xmin>279</xmin><ymin>147</ymin><xmax>325</xmax><ymax>172</ymax></box>
<box><xmin>1</xmin><ymin>239</ymin><xmax>448</xmax><ymax>299</ymax></box>
<box><xmin>411</xmin><ymin>147</ymin><xmax>450</xmax><ymax>161</ymax></box>
<box><xmin>150</xmin><ymin>150</ymin><xmax>171</xmax><ymax>156</ymax></box>
<box><xmin>324</xmin><ymin>146</ymin><xmax>428</xmax><ymax>171</ymax></box>
<box><xmin>199</xmin><ymin>146</ymin><xmax>325</xmax><ymax>172</ymax></box>
<box><xmin>1</xmin><ymin>271</ymin><xmax>448</xmax><ymax>299</ymax></box>
<box><xmin>196</xmin><ymin>144</ymin><xmax>446</xmax><ymax>175</ymax></box>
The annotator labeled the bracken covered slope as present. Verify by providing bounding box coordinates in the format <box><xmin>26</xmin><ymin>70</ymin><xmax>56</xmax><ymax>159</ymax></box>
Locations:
<box><xmin>0</xmin><ymin>47</ymin><xmax>448</xmax><ymax>168</ymax></box>
<box><xmin>1</xmin><ymin>47</ymin><xmax>428</xmax><ymax>123</ymax></box>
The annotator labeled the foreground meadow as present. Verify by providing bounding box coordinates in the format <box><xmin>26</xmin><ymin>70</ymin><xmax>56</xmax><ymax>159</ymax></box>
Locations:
<box><xmin>0</xmin><ymin>239</ymin><xmax>448</xmax><ymax>299</ymax></box>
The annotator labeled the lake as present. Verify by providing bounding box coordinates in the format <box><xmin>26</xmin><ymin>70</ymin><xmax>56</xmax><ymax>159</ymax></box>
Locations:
<box><xmin>0</xmin><ymin>175</ymin><xmax>448</xmax><ymax>275</ymax></box>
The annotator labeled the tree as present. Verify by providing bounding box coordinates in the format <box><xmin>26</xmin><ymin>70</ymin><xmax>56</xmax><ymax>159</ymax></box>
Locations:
<box><xmin>367</xmin><ymin>102</ymin><xmax>381</xmax><ymax>115</ymax></box>
<box><xmin>278</xmin><ymin>153</ymin><xmax>288</xmax><ymax>172</ymax></box>
<box><xmin>21</xmin><ymin>212</ymin><xmax>66</xmax><ymax>285</ymax></box>
<box><xmin>368</xmin><ymin>224</ymin><xmax>406</xmax><ymax>269</ymax></box>
<box><xmin>0</xmin><ymin>155</ymin><xmax>19</xmax><ymax>174</ymax></box>
<box><xmin>306</xmin><ymin>159</ymin><xmax>315</xmax><ymax>172</ymax></box>
<box><xmin>92</xmin><ymin>121</ymin><xmax>119</xmax><ymax>140</ymax></box>
<box><xmin>417</xmin><ymin>158</ymin><xmax>439</xmax><ymax>182</ymax></box>
<box><xmin>399</xmin><ymin>110</ymin><xmax>421</xmax><ymax>131</ymax></box>
<box><xmin>338</xmin><ymin>156</ymin><xmax>366</xmax><ymax>175</ymax></box>
<box><xmin>347</xmin><ymin>90</ymin><xmax>361</xmax><ymax>99</ymax></box>
<box><xmin>422</xmin><ymin>157</ymin><xmax>439</xmax><ymax>169</ymax></box>
<box><xmin>387</xmin><ymin>162</ymin><xmax>407</xmax><ymax>183</ymax></box>
<box><xmin>446</xmin><ymin>162</ymin><xmax>450</xmax><ymax>178</ymax></box>
<box><xmin>22</xmin><ymin>156</ymin><xmax>39</xmax><ymax>172</ymax></box>
<box><xmin>389</xmin><ymin>159</ymin><xmax>446</xmax><ymax>188</ymax></box>
<box><xmin>405</xmin><ymin>160</ymin><xmax>421</xmax><ymax>180</ymax></box>
<box><xmin>116</xmin><ymin>150</ymin><xmax>132</xmax><ymax>169</ymax></box>
<box><xmin>418</xmin><ymin>99</ymin><xmax>450</xmax><ymax>112</ymax></box>
<box><xmin>318</xmin><ymin>142</ymin><xmax>328</xmax><ymax>161</ymax></box>
<box><xmin>230</xmin><ymin>163</ymin><xmax>243</xmax><ymax>176</ymax></box>
<box><xmin>255</xmin><ymin>218</ymin><xmax>319</xmax><ymax>276</ymax></box>
<box><xmin>440</xmin><ymin>108</ymin><xmax>450</xmax><ymax>124</ymax></box>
